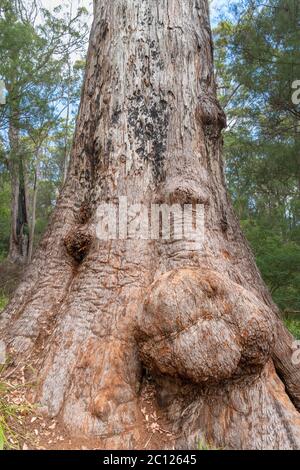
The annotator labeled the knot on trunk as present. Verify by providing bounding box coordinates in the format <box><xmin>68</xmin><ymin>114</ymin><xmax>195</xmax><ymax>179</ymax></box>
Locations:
<box><xmin>196</xmin><ymin>93</ymin><xmax>227</xmax><ymax>137</ymax></box>
<box><xmin>63</xmin><ymin>227</ymin><xmax>93</xmax><ymax>263</ymax></box>
<box><xmin>136</xmin><ymin>268</ymin><xmax>275</xmax><ymax>385</ymax></box>
<box><xmin>76</xmin><ymin>201</ymin><xmax>93</xmax><ymax>225</ymax></box>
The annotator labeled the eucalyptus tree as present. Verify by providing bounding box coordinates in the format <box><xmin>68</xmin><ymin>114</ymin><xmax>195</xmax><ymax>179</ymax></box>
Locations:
<box><xmin>1</xmin><ymin>0</ymin><xmax>300</xmax><ymax>450</ymax></box>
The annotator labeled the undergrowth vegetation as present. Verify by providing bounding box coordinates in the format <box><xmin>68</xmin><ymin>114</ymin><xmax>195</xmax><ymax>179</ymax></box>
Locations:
<box><xmin>0</xmin><ymin>293</ymin><xmax>8</xmax><ymax>313</ymax></box>
<box><xmin>284</xmin><ymin>318</ymin><xmax>300</xmax><ymax>340</ymax></box>
<box><xmin>0</xmin><ymin>371</ymin><xmax>32</xmax><ymax>449</ymax></box>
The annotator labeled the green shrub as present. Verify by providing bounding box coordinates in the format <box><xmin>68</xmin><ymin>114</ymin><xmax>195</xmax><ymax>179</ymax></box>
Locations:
<box><xmin>0</xmin><ymin>294</ymin><xmax>8</xmax><ymax>313</ymax></box>
<box><xmin>284</xmin><ymin>318</ymin><xmax>300</xmax><ymax>340</ymax></box>
<box><xmin>0</xmin><ymin>380</ymin><xmax>31</xmax><ymax>450</ymax></box>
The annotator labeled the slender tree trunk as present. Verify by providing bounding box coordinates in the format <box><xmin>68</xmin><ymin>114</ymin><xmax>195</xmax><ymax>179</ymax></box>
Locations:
<box><xmin>63</xmin><ymin>100</ymin><xmax>70</xmax><ymax>184</ymax></box>
<box><xmin>1</xmin><ymin>0</ymin><xmax>300</xmax><ymax>449</ymax></box>
<box><xmin>27</xmin><ymin>149</ymin><xmax>39</xmax><ymax>264</ymax></box>
<box><xmin>8</xmin><ymin>118</ymin><xmax>29</xmax><ymax>263</ymax></box>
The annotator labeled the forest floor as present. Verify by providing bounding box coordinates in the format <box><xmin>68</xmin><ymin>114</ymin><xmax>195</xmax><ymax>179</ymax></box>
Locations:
<box><xmin>1</xmin><ymin>366</ymin><xmax>176</xmax><ymax>450</ymax></box>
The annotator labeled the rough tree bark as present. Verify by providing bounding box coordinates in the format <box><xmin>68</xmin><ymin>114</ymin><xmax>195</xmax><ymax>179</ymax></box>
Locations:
<box><xmin>1</xmin><ymin>0</ymin><xmax>300</xmax><ymax>449</ymax></box>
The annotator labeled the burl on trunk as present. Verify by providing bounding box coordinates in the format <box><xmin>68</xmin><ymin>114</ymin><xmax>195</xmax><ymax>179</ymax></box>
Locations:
<box><xmin>1</xmin><ymin>0</ymin><xmax>300</xmax><ymax>450</ymax></box>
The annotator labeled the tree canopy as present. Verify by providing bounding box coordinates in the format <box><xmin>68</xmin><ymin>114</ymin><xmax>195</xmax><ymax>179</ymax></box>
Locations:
<box><xmin>214</xmin><ymin>0</ymin><xmax>300</xmax><ymax>314</ymax></box>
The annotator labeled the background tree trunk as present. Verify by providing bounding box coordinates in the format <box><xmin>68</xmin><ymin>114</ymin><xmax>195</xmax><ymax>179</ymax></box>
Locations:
<box><xmin>8</xmin><ymin>118</ymin><xmax>29</xmax><ymax>263</ymax></box>
<box><xmin>1</xmin><ymin>0</ymin><xmax>300</xmax><ymax>449</ymax></box>
<box><xmin>27</xmin><ymin>148</ymin><xmax>40</xmax><ymax>264</ymax></box>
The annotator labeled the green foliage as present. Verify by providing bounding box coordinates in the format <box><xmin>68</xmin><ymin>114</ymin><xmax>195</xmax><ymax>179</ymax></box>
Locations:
<box><xmin>0</xmin><ymin>0</ymin><xmax>89</xmax><ymax>260</ymax></box>
<box><xmin>214</xmin><ymin>0</ymin><xmax>300</xmax><ymax>313</ymax></box>
<box><xmin>241</xmin><ymin>221</ymin><xmax>300</xmax><ymax>310</ymax></box>
<box><xmin>0</xmin><ymin>379</ymin><xmax>31</xmax><ymax>449</ymax></box>
<box><xmin>0</xmin><ymin>293</ymin><xmax>8</xmax><ymax>312</ymax></box>
<box><xmin>284</xmin><ymin>318</ymin><xmax>300</xmax><ymax>340</ymax></box>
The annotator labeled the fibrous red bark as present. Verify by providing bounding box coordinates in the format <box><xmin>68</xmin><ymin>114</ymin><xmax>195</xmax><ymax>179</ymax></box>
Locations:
<box><xmin>1</xmin><ymin>0</ymin><xmax>300</xmax><ymax>449</ymax></box>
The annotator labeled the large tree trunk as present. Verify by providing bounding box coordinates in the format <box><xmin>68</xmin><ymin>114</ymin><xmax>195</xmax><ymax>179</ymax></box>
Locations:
<box><xmin>1</xmin><ymin>0</ymin><xmax>300</xmax><ymax>450</ymax></box>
